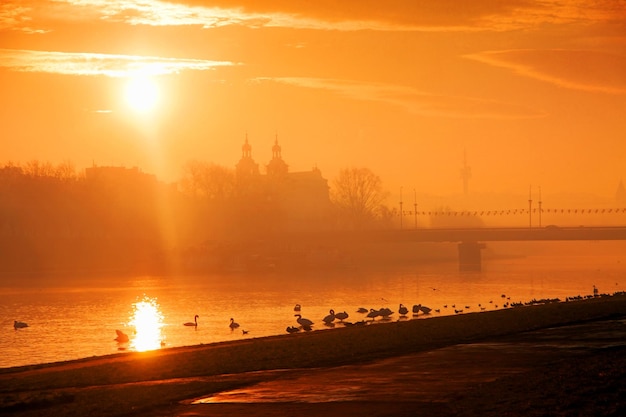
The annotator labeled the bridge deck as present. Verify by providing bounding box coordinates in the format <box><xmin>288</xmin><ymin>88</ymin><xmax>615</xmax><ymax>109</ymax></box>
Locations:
<box><xmin>373</xmin><ymin>226</ymin><xmax>626</xmax><ymax>242</ymax></box>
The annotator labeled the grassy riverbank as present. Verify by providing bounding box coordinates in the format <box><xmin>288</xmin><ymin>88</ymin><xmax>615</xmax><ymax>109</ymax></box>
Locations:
<box><xmin>1</xmin><ymin>294</ymin><xmax>625</xmax><ymax>416</ymax></box>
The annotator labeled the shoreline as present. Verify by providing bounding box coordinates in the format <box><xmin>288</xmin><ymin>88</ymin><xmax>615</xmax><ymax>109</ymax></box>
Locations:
<box><xmin>2</xmin><ymin>294</ymin><xmax>625</xmax><ymax>416</ymax></box>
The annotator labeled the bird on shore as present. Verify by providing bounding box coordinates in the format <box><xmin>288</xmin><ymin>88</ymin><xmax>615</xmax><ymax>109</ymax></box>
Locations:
<box><xmin>184</xmin><ymin>315</ymin><xmax>199</xmax><ymax>327</ymax></box>
<box><xmin>323</xmin><ymin>309</ymin><xmax>336</xmax><ymax>324</ymax></box>
<box><xmin>13</xmin><ymin>320</ymin><xmax>28</xmax><ymax>329</ymax></box>
<box><xmin>114</xmin><ymin>329</ymin><xmax>129</xmax><ymax>343</ymax></box>
<box><xmin>412</xmin><ymin>304</ymin><xmax>420</xmax><ymax>315</ymax></box>
<box><xmin>379</xmin><ymin>307</ymin><xmax>393</xmax><ymax>320</ymax></box>
<box><xmin>420</xmin><ymin>305</ymin><xmax>432</xmax><ymax>314</ymax></box>
<box><xmin>399</xmin><ymin>304</ymin><xmax>409</xmax><ymax>316</ymax></box>
<box><xmin>229</xmin><ymin>318</ymin><xmax>240</xmax><ymax>330</ymax></box>
<box><xmin>366</xmin><ymin>308</ymin><xmax>380</xmax><ymax>320</ymax></box>
<box><xmin>335</xmin><ymin>311</ymin><xmax>349</xmax><ymax>322</ymax></box>
<box><xmin>295</xmin><ymin>314</ymin><xmax>314</xmax><ymax>328</ymax></box>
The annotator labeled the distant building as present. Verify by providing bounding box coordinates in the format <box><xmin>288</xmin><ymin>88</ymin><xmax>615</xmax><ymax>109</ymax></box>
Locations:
<box><xmin>85</xmin><ymin>165</ymin><xmax>157</xmax><ymax>187</ymax></box>
<box><xmin>234</xmin><ymin>135</ymin><xmax>332</xmax><ymax>232</ymax></box>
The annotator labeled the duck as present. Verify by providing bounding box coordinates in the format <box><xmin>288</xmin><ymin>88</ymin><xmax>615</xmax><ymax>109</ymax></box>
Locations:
<box><xmin>412</xmin><ymin>304</ymin><xmax>421</xmax><ymax>315</ymax></box>
<box><xmin>357</xmin><ymin>307</ymin><xmax>368</xmax><ymax>313</ymax></box>
<box><xmin>13</xmin><ymin>320</ymin><xmax>28</xmax><ymax>329</ymax></box>
<box><xmin>229</xmin><ymin>318</ymin><xmax>240</xmax><ymax>330</ymax></box>
<box><xmin>294</xmin><ymin>304</ymin><xmax>301</xmax><ymax>312</ymax></box>
<box><xmin>420</xmin><ymin>305</ymin><xmax>432</xmax><ymax>314</ymax></box>
<box><xmin>184</xmin><ymin>315</ymin><xmax>199</xmax><ymax>327</ymax></box>
<box><xmin>286</xmin><ymin>326</ymin><xmax>300</xmax><ymax>333</ymax></box>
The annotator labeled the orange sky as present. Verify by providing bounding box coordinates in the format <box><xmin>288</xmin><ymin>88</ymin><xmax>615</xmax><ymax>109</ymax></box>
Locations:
<box><xmin>1</xmin><ymin>0</ymin><xmax>625</xmax><ymax>206</ymax></box>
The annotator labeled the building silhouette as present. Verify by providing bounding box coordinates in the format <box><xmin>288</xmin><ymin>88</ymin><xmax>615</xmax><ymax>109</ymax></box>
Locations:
<box><xmin>234</xmin><ymin>135</ymin><xmax>332</xmax><ymax>233</ymax></box>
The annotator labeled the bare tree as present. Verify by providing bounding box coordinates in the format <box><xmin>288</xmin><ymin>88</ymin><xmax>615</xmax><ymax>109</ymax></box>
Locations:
<box><xmin>331</xmin><ymin>167</ymin><xmax>389</xmax><ymax>229</ymax></box>
<box><xmin>179</xmin><ymin>160</ymin><xmax>235</xmax><ymax>201</ymax></box>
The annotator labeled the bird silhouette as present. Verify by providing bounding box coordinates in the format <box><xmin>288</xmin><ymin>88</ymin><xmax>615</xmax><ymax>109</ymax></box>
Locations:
<box><xmin>335</xmin><ymin>311</ymin><xmax>349</xmax><ymax>322</ymax></box>
<box><xmin>114</xmin><ymin>329</ymin><xmax>129</xmax><ymax>342</ymax></box>
<box><xmin>295</xmin><ymin>314</ymin><xmax>314</xmax><ymax>328</ymax></box>
<box><xmin>366</xmin><ymin>308</ymin><xmax>380</xmax><ymax>320</ymax></box>
<box><xmin>323</xmin><ymin>309</ymin><xmax>336</xmax><ymax>324</ymax></box>
<box><xmin>184</xmin><ymin>315</ymin><xmax>199</xmax><ymax>326</ymax></box>
<box><xmin>399</xmin><ymin>304</ymin><xmax>409</xmax><ymax>316</ymax></box>
<box><xmin>229</xmin><ymin>317</ymin><xmax>240</xmax><ymax>330</ymax></box>
<box><xmin>13</xmin><ymin>320</ymin><xmax>28</xmax><ymax>329</ymax></box>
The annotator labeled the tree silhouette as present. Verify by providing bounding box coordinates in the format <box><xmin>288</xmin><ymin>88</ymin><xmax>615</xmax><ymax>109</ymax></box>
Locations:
<box><xmin>331</xmin><ymin>167</ymin><xmax>389</xmax><ymax>230</ymax></box>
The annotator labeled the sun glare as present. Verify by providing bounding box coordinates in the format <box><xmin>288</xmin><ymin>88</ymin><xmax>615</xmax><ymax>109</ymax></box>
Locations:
<box><xmin>129</xmin><ymin>296</ymin><xmax>164</xmax><ymax>351</ymax></box>
<box><xmin>124</xmin><ymin>76</ymin><xmax>159</xmax><ymax>113</ymax></box>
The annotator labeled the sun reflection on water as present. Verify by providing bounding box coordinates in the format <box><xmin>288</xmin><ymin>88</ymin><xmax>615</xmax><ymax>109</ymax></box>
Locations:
<box><xmin>129</xmin><ymin>296</ymin><xmax>164</xmax><ymax>351</ymax></box>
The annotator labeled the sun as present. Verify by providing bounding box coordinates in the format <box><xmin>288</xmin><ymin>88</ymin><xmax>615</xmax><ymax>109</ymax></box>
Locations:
<box><xmin>124</xmin><ymin>76</ymin><xmax>159</xmax><ymax>113</ymax></box>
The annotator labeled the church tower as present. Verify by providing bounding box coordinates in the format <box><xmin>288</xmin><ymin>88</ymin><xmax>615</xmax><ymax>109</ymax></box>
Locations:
<box><xmin>235</xmin><ymin>134</ymin><xmax>260</xmax><ymax>178</ymax></box>
<box><xmin>266</xmin><ymin>134</ymin><xmax>289</xmax><ymax>179</ymax></box>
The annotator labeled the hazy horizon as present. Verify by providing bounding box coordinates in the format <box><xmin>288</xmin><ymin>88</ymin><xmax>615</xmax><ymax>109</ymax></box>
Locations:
<box><xmin>1</xmin><ymin>1</ymin><xmax>625</xmax><ymax>200</ymax></box>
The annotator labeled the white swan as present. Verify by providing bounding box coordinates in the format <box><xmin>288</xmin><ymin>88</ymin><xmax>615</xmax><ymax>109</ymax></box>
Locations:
<box><xmin>14</xmin><ymin>320</ymin><xmax>28</xmax><ymax>329</ymax></box>
<box><xmin>229</xmin><ymin>317</ymin><xmax>240</xmax><ymax>329</ymax></box>
<box><xmin>335</xmin><ymin>311</ymin><xmax>349</xmax><ymax>322</ymax></box>
<box><xmin>294</xmin><ymin>313</ymin><xmax>313</xmax><ymax>328</ymax></box>
<box><xmin>184</xmin><ymin>315</ymin><xmax>199</xmax><ymax>326</ymax></box>
<box><xmin>366</xmin><ymin>308</ymin><xmax>380</xmax><ymax>320</ymax></box>
<box><xmin>420</xmin><ymin>305</ymin><xmax>432</xmax><ymax>314</ymax></box>
<box><xmin>114</xmin><ymin>329</ymin><xmax>129</xmax><ymax>342</ymax></box>
<box><xmin>323</xmin><ymin>309</ymin><xmax>336</xmax><ymax>324</ymax></box>
<box><xmin>398</xmin><ymin>304</ymin><xmax>409</xmax><ymax>316</ymax></box>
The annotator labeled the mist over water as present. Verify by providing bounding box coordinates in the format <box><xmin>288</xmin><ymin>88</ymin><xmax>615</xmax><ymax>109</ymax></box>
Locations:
<box><xmin>2</xmin><ymin>241</ymin><xmax>625</xmax><ymax>369</ymax></box>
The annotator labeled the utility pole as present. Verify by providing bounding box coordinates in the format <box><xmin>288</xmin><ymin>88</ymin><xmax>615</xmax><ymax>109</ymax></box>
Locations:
<box><xmin>413</xmin><ymin>188</ymin><xmax>417</xmax><ymax>229</ymax></box>
<box><xmin>538</xmin><ymin>186</ymin><xmax>542</xmax><ymax>227</ymax></box>
<box><xmin>528</xmin><ymin>185</ymin><xmax>532</xmax><ymax>229</ymax></box>
<box><xmin>399</xmin><ymin>186</ymin><xmax>403</xmax><ymax>230</ymax></box>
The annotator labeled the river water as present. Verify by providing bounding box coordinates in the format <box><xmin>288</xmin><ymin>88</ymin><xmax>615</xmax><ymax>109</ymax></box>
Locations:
<box><xmin>2</xmin><ymin>241</ymin><xmax>625</xmax><ymax>369</ymax></box>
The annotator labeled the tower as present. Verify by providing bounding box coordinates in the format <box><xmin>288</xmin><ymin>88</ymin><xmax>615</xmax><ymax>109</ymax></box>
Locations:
<box><xmin>235</xmin><ymin>134</ymin><xmax>260</xmax><ymax>178</ymax></box>
<box><xmin>266</xmin><ymin>134</ymin><xmax>288</xmax><ymax>178</ymax></box>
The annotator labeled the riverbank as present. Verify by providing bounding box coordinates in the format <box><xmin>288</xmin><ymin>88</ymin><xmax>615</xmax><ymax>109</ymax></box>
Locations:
<box><xmin>1</xmin><ymin>294</ymin><xmax>625</xmax><ymax>416</ymax></box>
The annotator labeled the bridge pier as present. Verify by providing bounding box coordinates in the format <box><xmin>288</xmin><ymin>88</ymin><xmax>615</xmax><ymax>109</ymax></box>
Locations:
<box><xmin>458</xmin><ymin>241</ymin><xmax>486</xmax><ymax>272</ymax></box>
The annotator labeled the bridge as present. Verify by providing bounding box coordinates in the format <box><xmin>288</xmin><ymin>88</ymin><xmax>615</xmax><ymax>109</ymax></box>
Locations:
<box><xmin>369</xmin><ymin>226</ymin><xmax>626</xmax><ymax>271</ymax></box>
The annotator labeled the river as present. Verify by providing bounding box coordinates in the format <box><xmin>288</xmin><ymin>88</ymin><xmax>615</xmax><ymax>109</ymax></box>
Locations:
<box><xmin>2</xmin><ymin>241</ymin><xmax>625</xmax><ymax>369</ymax></box>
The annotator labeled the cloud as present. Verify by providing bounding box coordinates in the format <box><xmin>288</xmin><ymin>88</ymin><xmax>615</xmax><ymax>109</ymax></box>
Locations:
<box><xmin>465</xmin><ymin>49</ymin><xmax>626</xmax><ymax>94</ymax></box>
<box><xmin>0</xmin><ymin>48</ymin><xmax>235</xmax><ymax>77</ymax></box>
<box><xmin>4</xmin><ymin>0</ymin><xmax>621</xmax><ymax>33</ymax></box>
<box><xmin>259</xmin><ymin>77</ymin><xmax>545</xmax><ymax>119</ymax></box>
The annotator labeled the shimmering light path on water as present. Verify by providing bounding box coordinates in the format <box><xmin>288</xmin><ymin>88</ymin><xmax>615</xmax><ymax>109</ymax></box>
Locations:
<box><xmin>2</xmin><ymin>241</ymin><xmax>625</xmax><ymax>368</ymax></box>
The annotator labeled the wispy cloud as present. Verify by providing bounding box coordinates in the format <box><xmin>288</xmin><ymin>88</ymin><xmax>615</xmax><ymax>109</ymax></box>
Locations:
<box><xmin>465</xmin><ymin>49</ymin><xmax>626</xmax><ymax>94</ymax></box>
<box><xmin>0</xmin><ymin>48</ymin><xmax>235</xmax><ymax>76</ymax></box>
<box><xmin>259</xmin><ymin>77</ymin><xmax>545</xmax><ymax>119</ymax></box>
<box><xmin>4</xmin><ymin>0</ymin><xmax>622</xmax><ymax>33</ymax></box>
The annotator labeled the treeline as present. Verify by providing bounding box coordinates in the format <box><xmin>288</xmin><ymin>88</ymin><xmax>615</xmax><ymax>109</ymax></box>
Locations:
<box><xmin>0</xmin><ymin>161</ymin><xmax>477</xmax><ymax>276</ymax></box>
<box><xmin>0</xmin><ymin>161</ymin><xmax>170</xmax><ymax>275</ymax></box>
